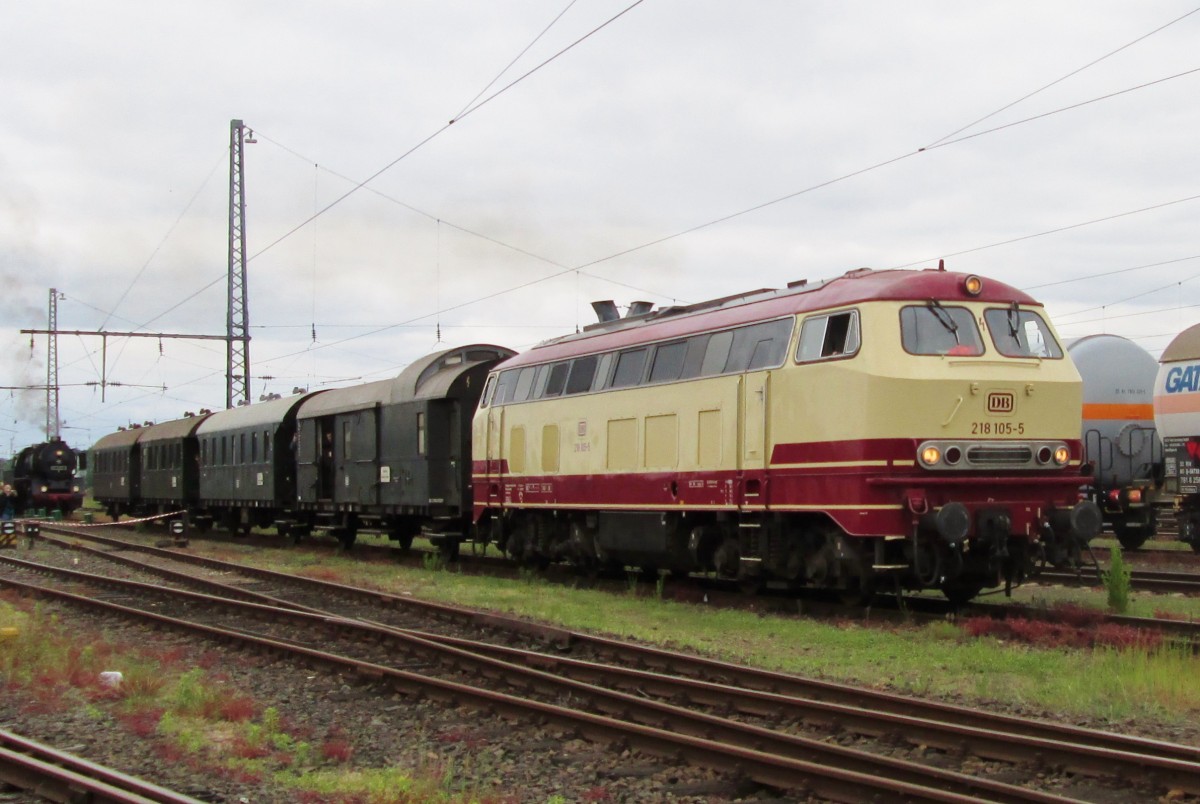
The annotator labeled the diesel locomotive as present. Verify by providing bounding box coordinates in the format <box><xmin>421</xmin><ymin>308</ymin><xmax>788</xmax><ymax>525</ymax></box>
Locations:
<box><xmin>472</xmin><ymin>266</ymin><xmax>1101</xmax><ymax>602</ymax></box>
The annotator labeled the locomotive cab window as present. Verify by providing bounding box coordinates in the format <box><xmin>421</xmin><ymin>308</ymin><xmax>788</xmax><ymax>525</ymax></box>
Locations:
<box><xmin>984</xmin><ymin>307</ymin><xmax>1063</xmax><ymax>359</ymax></box>
<box><xmin>900</xmin><ymin>303</ymin><xmax>985</xmax><ymax>356</ymax></box>
<box><xmin>797</xmin><ymin>310</ymin><xmax>860</xmax><ymax>362</ymax></box>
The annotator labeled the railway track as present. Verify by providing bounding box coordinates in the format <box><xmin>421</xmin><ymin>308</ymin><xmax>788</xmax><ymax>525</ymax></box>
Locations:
<box><xmin>0</xmin><ymin>727</ymin><xmax>204</xmax><ymax>804</ymax></box>
<box><xmin>4</xmin><ymin>526</ymin><xmax>1199</xmax><ymax>801</ymax></box>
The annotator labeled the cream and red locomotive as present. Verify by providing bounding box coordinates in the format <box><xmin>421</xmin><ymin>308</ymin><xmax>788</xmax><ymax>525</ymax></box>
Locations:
<box><xmin>472</xmin><ymin>266</ymin><xmax>1101</xmax><ymax>601</ymax></box>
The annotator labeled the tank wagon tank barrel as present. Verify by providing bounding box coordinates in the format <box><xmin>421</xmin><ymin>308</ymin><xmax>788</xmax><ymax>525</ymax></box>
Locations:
<box><xmin>1153</xmin><ymin>323</ymin><xmax>1200</xmax><ymax>553</ymax></box>
<box><xmin>1066</xmin><ymin>334</ymin><xmax>1163</xmax><ymax>550</ymax></box>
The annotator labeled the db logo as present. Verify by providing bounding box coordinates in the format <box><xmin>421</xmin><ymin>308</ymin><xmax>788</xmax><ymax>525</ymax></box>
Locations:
<box><xmin>987</xmin><ymin>392</ymin><xmax>1015</xmax><ymax>413</ymax></box>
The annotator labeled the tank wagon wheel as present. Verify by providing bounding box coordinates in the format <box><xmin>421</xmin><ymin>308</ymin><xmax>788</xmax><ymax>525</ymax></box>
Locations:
<box><xmin>1112</xmin><ymin>526</ymin><xmax>1149</xmax><ymax>551</ymax></box>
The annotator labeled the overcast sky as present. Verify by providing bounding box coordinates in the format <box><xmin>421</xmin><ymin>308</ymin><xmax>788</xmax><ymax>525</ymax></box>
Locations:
<box><xmin>2</xmin><ymin>1</ymin><xmax>1198</xmax><ymax>453</ymax></box>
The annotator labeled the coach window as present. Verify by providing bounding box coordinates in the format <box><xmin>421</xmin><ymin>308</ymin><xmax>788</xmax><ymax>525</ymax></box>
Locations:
<box><xmin>565</xmin><ymin>355</ymin><xmax>598</xmax><ymax>395</ymax></box>
<box><xmin>264</xmin><ymin>430</ymin><xmax>271</xmax><ymax>463</ymax></box>
<box><xmin>984</xmin><ymin>308</ymin><xmax>1063</xmax><ymax>359</ymax></box>
<box><xmin>343</xmin><ymin>422</ymin><xmax>353</xmax><ymax>461</ymax></box>
<box><xmin>611</xmin><ymin>348</ymin><xmax>648</xmax><ymax>388</ymax></box>
<box><xmin>240</xmin><ymin>433</ymin><xmax>247</xmax><ymax>464</ymax></box>
<box><xmin>251</xmin><ymin>432</ymin><xmax>258</xmax><ymax>463</ymax></box>
<box><xmin>221</xmin><ymin>436</ymin><xmax>228</xmax><ymax>466</ymax></box>
<box><xmin>797</xmin><ymin>310</ymin><xmax>860</xmax><ymax>362</ymax></box>
<box><xmin>201</xmin><ymin>440</ymin><xmax>207</xmax><ymax>467</ymax></box>
<box><xmin>900</xmin><ymin>304</ymin><xmax>984</xmax><ymax>356</ymax></box>
<box><xmin>417</xmin><ymin>412</ymin><xmax>426</xmax><ymax>455</ymax></box>
<box><xmin>649</xmin><ymin>340</ymin><xmax>688</xmax><ymax>383</ymax></box>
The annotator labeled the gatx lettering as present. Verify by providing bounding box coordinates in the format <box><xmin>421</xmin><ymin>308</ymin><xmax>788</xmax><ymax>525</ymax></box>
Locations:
<box><xmin>1165</xmin><ymin>365</ymin><xmax>1200</xmax><ymax>393</ymax></box>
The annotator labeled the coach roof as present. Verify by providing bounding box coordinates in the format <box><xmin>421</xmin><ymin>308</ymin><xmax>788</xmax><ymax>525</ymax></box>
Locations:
<box><xmin>497</xmin><ymin>267</ymin><xmax>1038</xmax><ymax>370</ymax></box>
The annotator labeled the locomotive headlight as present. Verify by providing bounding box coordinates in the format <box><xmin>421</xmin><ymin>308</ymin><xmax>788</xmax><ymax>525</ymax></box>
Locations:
<box><xmin>40</xmin><ymin>485</ymin><xmax>48</xmax><ymax>493</ymax></box>
<box><xmin>920</xmin><ymin>446</ymin><xmax>942</xmax><ymax>466</ymax></box>
<box><xmin>1053</xmin><ymin>446</ymin><xmax>1070</xmax><ymax>466</ymax></box>
<box><xmin>963</xmin><ymin>275</ymin><xmax>983</xmax><ymax>296</ymax></box>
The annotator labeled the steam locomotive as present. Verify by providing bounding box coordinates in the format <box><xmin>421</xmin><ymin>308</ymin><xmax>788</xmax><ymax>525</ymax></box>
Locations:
<box><xmin>6</xmin><ymin>438</ymin><xmax>86</xmax><ymax>515</ymax></box>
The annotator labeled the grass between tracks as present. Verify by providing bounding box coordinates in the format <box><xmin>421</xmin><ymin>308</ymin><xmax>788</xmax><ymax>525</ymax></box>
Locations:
<box><xmin>237</xmin><ymin>536</ymin><xmax>1200</xmax><ymax>728</ymax></box>
<box><xmin>6</xmin><ymin>527</ymin><xmax>1200</xmax><ymax>802</ymax></box>
<box><xmin>0</xmin><ymin>595</ymin><xmax>522</xmax><ymax>803</ymax></box>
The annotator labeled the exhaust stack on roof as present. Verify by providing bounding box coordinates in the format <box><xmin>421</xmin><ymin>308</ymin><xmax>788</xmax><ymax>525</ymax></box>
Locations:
<box><xmin>591</xmin><ymin>300</ymin><xmax>619</xmax><ymax>323</ymax></box>
<box><xmin>626</xmin><ymin>301</ymin><xmax>653</xmax><ymax>317</ymax></box>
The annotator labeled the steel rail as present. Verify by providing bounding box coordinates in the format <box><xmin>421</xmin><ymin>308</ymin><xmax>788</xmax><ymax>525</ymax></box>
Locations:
<box><xmin>4</xmin><ymin>553</ymin><xmax>1196</xmax><ymax>799</ymax></box>
<box><xmin>0</xmin><ymin>572</ymin><xmax>1019</xmax><ymax>804</ymax></box>
<box><xmin>34</xmin><ymin>526</ymin><xmax>1200</xmax><ymax>763</ymax></box>
<box><xmin>0</xmin><ymin>727</ymin><xmax>204</xmax><ymax>804</ymax></box>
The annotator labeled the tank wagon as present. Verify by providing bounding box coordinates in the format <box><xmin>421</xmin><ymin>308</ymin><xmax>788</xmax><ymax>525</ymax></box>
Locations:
<box><xmin>7</xmin><ymin>438</ymin><xmax>86</xmax><ymax>514</ymax></box>
<box><xmin>472</xmin><ymin>266</ymin><xmax>1101</xmax><ymax>602</ymax></box>
<box><xmin>90</xmin><ymin>344</ymin><xmax>514</xmax><ymax>548</ymax></box>
<box><xmin>1153</xmin><ymin>323</ymin><xmax>1200</xmax><ymax>552</ymax></box>
<box><xmin>1066</xmin><ymin>335</ymin><xmax>1162</xmax><ymax>549</ymax></box>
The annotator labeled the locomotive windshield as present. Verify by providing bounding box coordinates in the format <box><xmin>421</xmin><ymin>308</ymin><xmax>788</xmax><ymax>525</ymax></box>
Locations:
<box><xmin>900</xmin><ymin>304</ymin><xmax>984</xmax><ymax>356</ymax></box>
<box><xmin>984</xmin><ymin>307</ymin><xmax>1063</xmax><ymax>358</ymax></box>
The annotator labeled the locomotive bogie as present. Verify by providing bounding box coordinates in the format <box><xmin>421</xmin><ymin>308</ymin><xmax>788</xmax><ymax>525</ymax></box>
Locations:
<box><xmin>472</xmin><ymin>268</ymin><xmax>1097</xmax><ymax>600</ymax></box>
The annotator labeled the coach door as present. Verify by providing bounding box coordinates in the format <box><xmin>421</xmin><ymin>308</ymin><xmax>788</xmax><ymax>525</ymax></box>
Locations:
<box><xmin>739</xmin><ymin>371</ymin><xmax>769</xmax><ymax>503</ymax></box>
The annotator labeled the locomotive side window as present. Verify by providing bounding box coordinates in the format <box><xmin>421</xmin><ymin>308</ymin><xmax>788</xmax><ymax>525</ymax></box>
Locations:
<box><xmin>611</xmin><ymin>348</ymin><xmax>648</xmax><ymax>388</ymax></box>
<box><xmin>649</xmin><ymin>340</ymin><xmax>688</xmax><ymax>383</ymax></box>
<box><xmin>726</xmin><ymin>318</ymin><xmax>793</xmax><ymax>372</ymax></box>
<box><xmin>480</xmin><ymin>374</ymin><xmax>497</xmax><ymax>408</ymax></box>
<box><xmin>679</xmin><ymin>334</ymin><xmax>711</xmax><ymax>380</ymax></box>
<box><xmin>565</xmin><ymin>355</ymin><xmax>598</xmax><ymax>395</ymax></box>
<box><xmin>900</xmin><ymin>304</ymin><xmax>985</xmax><ymax>356</ymax></box>
<box><xmin>701</xmin><ymin>331</ymin><xmax>733</xmax><ymax>376</ymax></box>
<box><xmin>984</xmin><ymin>308</ymin><xmax>1063</xmax><ymax>358</ymax></box>
<box><xmin>493</xmin><ymin>370</ymin><xmax>518</xmax><ymax>406</ymax></box>
<box><xmin>542</xmin><ymin>361</ymin><xmax>570</xmax><ymax>397</ymax></box>
<box><xmin>592</xmin><ymin>353</ymin><xmax>615</xmax><ymax>391</ymax></box>
<box><xmin>797</xmin><ymin>310</ymin><xmax>860</xmax><ymax>362</ymax></box>
<box><xmin>512</xmin><ymin>366</ymin><xmax>537</xmax><ymax>402</ymax></box>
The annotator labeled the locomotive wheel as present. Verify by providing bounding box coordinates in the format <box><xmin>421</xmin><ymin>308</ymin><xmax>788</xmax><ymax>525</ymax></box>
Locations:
<box><xmin>940</xmin><ymin>580</ymin><xmax>985</xmax><ymax>607</ymax></box>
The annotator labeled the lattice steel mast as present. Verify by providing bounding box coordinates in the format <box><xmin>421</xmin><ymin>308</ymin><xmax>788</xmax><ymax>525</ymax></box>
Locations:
<box><xmin>46</xmin><ymin>289</ymin><xmax>61</xmax><ymax>440</ymax></box>
<box><xmin>227</xmin><ymin>119</ymin><xmax>254</xmax><ymax>408</ymax></box>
